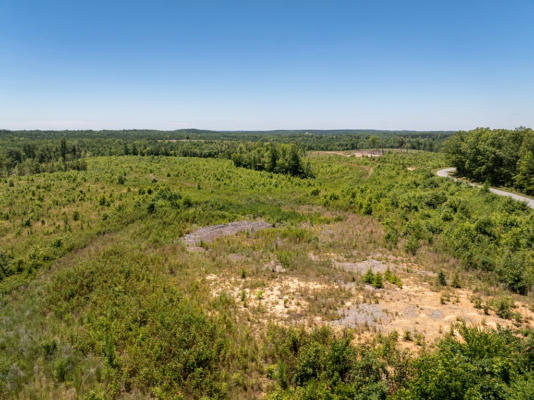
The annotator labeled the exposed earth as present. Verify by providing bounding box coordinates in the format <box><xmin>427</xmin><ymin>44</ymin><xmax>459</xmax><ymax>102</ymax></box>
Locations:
<box><xmin>188</xmin><ymin>216</ymin><xmax>534</xmax><ymax>348</ymax></box>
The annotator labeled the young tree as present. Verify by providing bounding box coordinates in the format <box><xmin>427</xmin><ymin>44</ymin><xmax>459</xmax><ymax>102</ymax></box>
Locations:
<box><xmin>266</xmin><ymin>143</ymin><xmax>278</xmax><ymax>172</ymax></box>
<box><xmin>288</xmin><ymin>145</ymin><xmax>303</xmax><ymax>176</ymax></box>
<box><xmin>60</xmin><ymin>137</ymin><xmax>67</xmax><ymax>161</ymax></box>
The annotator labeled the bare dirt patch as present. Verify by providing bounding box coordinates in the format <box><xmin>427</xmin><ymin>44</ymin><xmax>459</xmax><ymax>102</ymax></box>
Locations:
<box><xmin>208</xmin><ymin>274</ymin><xmax>332</xmax><ymax>326</ymax></box>
<box><xmin>200</xmin><ymin>214</ymin><xmax>533</xmax><ymax>348</ymax></box>
<box><xmin>311</xmin><ymin>150</ymin><xmax>383</xmax><ymax>158</ymax></box>
<box><xmin>334</xmin><ymin>272</ymin><xmax>534</xmax><ymax>346</ymax></box>
<box><xmin>311</xmin><ymin>149</ymin><xmax>418</xmax><ymax>158</ymax></box>
<box><xmin>183</xmin><ymin>220</ymin><xmax>272</xmax><ymax>251</ymax></box>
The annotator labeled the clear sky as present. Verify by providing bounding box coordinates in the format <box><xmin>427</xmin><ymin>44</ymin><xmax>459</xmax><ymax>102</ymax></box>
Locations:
<box><xmin>1</xmin><ymin>0</ymin><xmax>533</xmax><ymax>131</ymax></box>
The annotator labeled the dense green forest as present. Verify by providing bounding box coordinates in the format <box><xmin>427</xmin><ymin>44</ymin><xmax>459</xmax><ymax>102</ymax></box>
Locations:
<box><xmin>445</xmin><ymin>127</ymin><xmax>534</xmax><ymax>193</ymax></box>
<box><xmin>0</xmin><ymin>128</ymin><xmax>453</xmax><ymax>149</ymax></box>
<box><xmin>1</xmin><ymin>130</ymin><xmax>533</xmax><ymax>399</ymax></box>
<box><xmin>0</xmin><ymin>137</ymin><xmax>311</xmax><ymax>178</ymax></box>
<box><xmin>0</xmin><ymin>136</ymin><xmax>87</xmax><ymax>175</ymax></box>
<box><xmin>0</xmin><ymin>129</ymin><xmax>450</xmax><ymax>177</ymax></box>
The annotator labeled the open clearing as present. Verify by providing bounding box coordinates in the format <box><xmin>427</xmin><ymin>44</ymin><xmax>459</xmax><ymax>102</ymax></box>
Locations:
<box><xmin>200</xmin><ymin>215</ymin><xmax>534</xmax><ymax>347</ymax></box>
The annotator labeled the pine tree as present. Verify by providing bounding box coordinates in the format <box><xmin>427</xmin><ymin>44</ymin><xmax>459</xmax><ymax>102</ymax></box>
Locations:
<box><xmin>373</xmin><ymin>272</ymin><xmax>383</xmax><ymax>288</ymax></box>
<box><xmin>60</xmin><ymin>137</ymin><xmax>67</xmax><ymax>161</ymax></box>
<box><xmin>288</xmin><ymin>145</ymin><xmax>303</xmax><ymax>177</ymax></box>
<box><xmin>266</xmin><ymin>144</ymin><xmax>278</xmax><ymax>172</ymax></box>
<box><xmin>363</xmin><ymin>268</ymin><xmax>374</xmax><ymax>284</ymax></box>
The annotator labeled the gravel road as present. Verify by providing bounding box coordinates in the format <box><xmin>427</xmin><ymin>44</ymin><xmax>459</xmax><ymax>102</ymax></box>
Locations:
<box><xmin>436</xmin><ymin>167</ymin><xmax>534</xmax><ymax>209</ymax></box>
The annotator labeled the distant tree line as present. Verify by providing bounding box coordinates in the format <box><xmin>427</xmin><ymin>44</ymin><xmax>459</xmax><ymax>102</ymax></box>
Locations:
<box><xmin>445</xmin><ymin>127</ymin><xmax>534</xmax><ymax>193</ymax></box>
<box><xmin>0</xmin><ymin>137</ymin><xmax>311</xmax><ymax>178</ymax></box>
<box><xmin>1</xmin><ymin>128</ymin><xmax>451</xmax><ymax>150</ymax></box>
<box><xmin>0</xmin><ymin>127</ymin><xmax>451</xmax><ymax>177</ymax></box>
<box><xmin>0</xmin><ymin>137</ymin><xmax>87</xmax><ymax>176</ymax></box>
<box><xmin>121</xmin><ymin>141</ymin><xmax>313</xmax><ymax>177</ymax></box>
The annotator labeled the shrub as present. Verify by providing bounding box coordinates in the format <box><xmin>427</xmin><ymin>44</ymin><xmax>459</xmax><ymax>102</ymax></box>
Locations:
<box><xmin>373</xmin><ymin>272</ymin><xmax>384</xmax><ymax>289</ymax></box>
<box><xmin>451</xmin><ymin>272</ymin><xmax>462</xmax><ymax>288</ymax></box>
<box><xmin>494</xmin><ymin>297</ymin><xmax>514</xmax><ymax>319</ymax></box>
<box><xmin>363</xmin><ymin>268</ymin><xmax>374</xmax><ymax>284</ymax></box>
<box><xmin>437</xmin><ymin>271</ymin><xmax>447</xmax><ymax>286</ymax></box>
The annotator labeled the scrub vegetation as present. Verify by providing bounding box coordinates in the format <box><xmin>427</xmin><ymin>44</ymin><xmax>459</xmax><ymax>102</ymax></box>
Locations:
<box><xmin>0</xmin><ymin>129</ymin><xmax>533</xmax><ymax>399</ymax></box>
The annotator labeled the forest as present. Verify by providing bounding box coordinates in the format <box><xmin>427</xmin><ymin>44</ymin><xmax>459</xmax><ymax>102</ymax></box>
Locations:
<box><xmin>445</xmin><ymin>127</ymin><xmax>534</xmax><ymax>193</ymax></box>
<box><xmin>0</xmin><ymin>129</ymin><xmax>533</xmax><ymax>399</ymax></box>
<box><xmin>0</xmin><ymin>129</ymin><xmax>450</xmax><ymax>176</ymax></box>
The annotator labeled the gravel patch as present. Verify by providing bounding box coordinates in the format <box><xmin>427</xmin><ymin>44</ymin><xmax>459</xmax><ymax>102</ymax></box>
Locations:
<box><xmin>333</xmin><ymin>303</ymin><xmax>391</xmax><ymax>327</ymax></box>
<box><xmin>183</xmin><ymin>220</ymin><xmax>272</xmax><ymax>250</ymax></box>
<box><xmin>402</xmin><ymin>305</ymin><xmax>419</xmax><ymax>318</ymax></box>
<box><xmin>429</xmin><ymin>309</ymin><xmax>444</xmax><ymax>320</ymax></box>
<box><xmin>334</xmin><ymin>259</ymin><xmax>390</xmax><ymax>274</ymax></box>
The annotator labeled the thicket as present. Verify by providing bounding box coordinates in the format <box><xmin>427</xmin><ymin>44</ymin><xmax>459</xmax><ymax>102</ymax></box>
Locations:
<box><xmin>0</xmin><ymin>137</ymin><xmax>311</xmax><ymax>178</ymax></box>
<box><xmin>445</xmin><ymin>127</ymin><xmax>534</xmax><ymax>193</ymax></box>
<box><xmin>266</xmin><ymin>324</ymin><xmax>534</xmax><ymax>400</ymax></box>
<box><xmin>0</xmin><ymin>137</ymin><xmax>86</xmax><ymax>176</ymax></box>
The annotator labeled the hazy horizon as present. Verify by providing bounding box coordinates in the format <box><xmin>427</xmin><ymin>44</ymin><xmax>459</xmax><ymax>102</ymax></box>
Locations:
<box><xmin>1</xmin><ymin>127</ymin><xmax>459</xmax><ymax>133</ymax></box>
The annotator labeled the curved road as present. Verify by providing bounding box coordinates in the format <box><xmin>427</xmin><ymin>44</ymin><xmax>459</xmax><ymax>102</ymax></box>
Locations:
<box><xmin>436</xmin><ymin>167</ymin><xmax>534</xmax><ymax>210</ymax></box>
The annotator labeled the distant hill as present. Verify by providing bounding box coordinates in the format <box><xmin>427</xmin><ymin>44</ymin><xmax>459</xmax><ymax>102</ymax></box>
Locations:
<box><xmin>0</xmin><ymin>128</ymin><xmax>455</xmax><ymax>140</ymax></box>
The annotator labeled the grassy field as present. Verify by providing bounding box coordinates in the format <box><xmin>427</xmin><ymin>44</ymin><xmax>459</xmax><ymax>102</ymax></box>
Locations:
<box><xmin>1</xmin><ymin>151</ymin><xmax>533</xmax><ymax>399</ymax></box>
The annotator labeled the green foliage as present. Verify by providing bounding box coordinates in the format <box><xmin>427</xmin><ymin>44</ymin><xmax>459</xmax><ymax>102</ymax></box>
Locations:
<box><xmin>231</xmin><ymin>142</ymin><xmax>313</xmax><ymax>178</ymax></box>
<box><xmin>384</xmin><ymin>267</ymin><xmax>402</xmax><ymax>287</ymax></box>
<box><xmin>267</xmin><ymin>325</ymin><xmax>534</xmax><ymax>400</ymax></box>
<box><xmin>445</xmin><ymin>127</ymin><xmax>534</xmax><ymax>193</ymax></box>
<box><xmin>0</xmin><ymin>137</ymin><xmax>87</xmax><ymax>176</ymax></box>
<box><xmin>451</xmin><ymin>271</ymin><xmax>461</xmax><ymax>288</ymax></box>
<box><xmin>393</xmin><ymin>324</ymin><xmax>533</xmax><ymax>400</ymax></box>
<box><xmin>437</xmin><ymin>271</ymin><xmax>447</xmax><ymax>286</ymax></box>
<box><xmin>266</xmin><ymin>327</ymin><xmax>389</xmax><ymax>400</ymax></box>
<box><xmin>1</xmin><ymin>134</ymin><xmax>533</xmax><ymax>399</ymax></box>
<box><xmin>363</xmin><ymin>268</ymin><xmax>375</xmax><ymax>284</ymax></box>
<box><xmin>373</xmin><ymin>272</ymin><xmax>384</xmax><ymax>288</ymax></box>
<box><xmin>493</xmin><ymin>296</ymin><xmax>515</xmax><ymax>319</ymax></box>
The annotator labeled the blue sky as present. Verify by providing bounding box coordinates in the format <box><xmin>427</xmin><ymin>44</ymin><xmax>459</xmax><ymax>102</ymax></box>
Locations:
<box><xmin>1</xmin><ymin>0</ymin><xmax>533</xmax><ymax>131</ymax></box>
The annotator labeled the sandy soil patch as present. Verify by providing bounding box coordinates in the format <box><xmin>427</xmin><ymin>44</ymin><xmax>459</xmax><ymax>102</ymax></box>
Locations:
<box><xmin>335</xmin><ymin>273</ymin><xmax>534</xmax><ymax>345</ymax></box>
<box><xmin>208</xmin><ymin>274</ymin><xmax>335</xmax><ymax>325</ymax></box>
